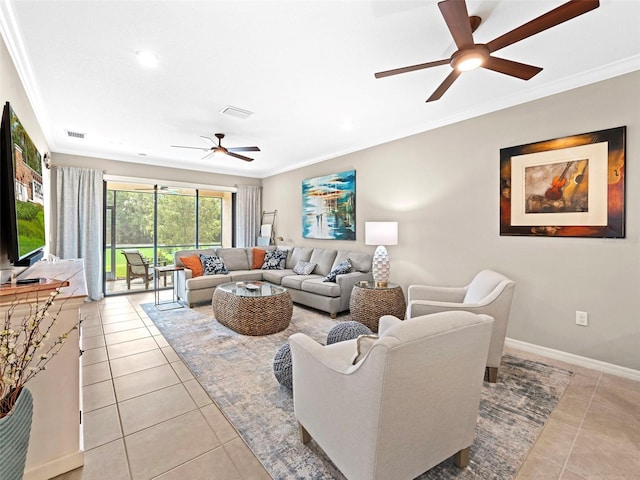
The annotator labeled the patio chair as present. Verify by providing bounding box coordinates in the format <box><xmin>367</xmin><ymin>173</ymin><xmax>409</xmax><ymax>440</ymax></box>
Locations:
<box><xmin>121</xmin><ymin>249</ymin><xmax>153</xmax><ymax>290</ymax></box>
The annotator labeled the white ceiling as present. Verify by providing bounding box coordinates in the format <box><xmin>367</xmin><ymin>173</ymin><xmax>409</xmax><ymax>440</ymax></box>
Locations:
<box><xmin>1</xmin><ymin>0</ymin><xmax>639</xmax><ymax>179</ymax></box>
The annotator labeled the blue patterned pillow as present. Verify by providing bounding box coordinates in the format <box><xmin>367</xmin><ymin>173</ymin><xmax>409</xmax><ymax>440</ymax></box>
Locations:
<box><xmin>262</xmin><ymin>249</ymin><xmax>288</xmax><ymax>270</ymax></box>
<box><xmin>324</xmin><ymin>258</ymin><xmax>352</xmax><ymax>282</ymax></box>
<box><xmin>200</xmin><ymin>254</ymin><xmax>229</xmax><ymax>275</ymax></box>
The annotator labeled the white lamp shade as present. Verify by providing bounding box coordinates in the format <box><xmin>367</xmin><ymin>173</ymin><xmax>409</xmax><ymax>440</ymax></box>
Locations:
<box><xmin>365</xmin><ymin>222</ymin><xmax>398</xmax><ymax>246</ymax></box>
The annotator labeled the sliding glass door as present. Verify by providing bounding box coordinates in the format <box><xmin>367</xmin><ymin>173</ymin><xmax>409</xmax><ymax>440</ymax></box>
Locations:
<box><xmin>104</xmin><ymin>181</ymin><xmax>232</xmax><ymax>295</ymax></box>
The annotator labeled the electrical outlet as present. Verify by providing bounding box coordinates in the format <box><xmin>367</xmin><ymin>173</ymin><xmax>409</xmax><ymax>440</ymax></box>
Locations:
<box><xmin>576</xmin><ymin>311</ymin><xmax>588</xmax><ymax>326</ymax></box>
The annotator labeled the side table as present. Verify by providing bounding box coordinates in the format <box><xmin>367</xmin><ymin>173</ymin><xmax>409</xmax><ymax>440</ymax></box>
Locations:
<box><xmin>154</xmin><ymin>265</ymin><xmax>184</xmax><ymax>310</ymax></box>
<box><xmin>349</xmin><ymin>282</ymin><xmax>406</xmax><ymax>333</ymax></box>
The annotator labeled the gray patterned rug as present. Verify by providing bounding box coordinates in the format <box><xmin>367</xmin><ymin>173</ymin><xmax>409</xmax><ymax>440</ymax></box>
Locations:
<box><xmin>142</xmin><ymin>303</ymin><xmax>572</xmax><ymax>479</ymax></box>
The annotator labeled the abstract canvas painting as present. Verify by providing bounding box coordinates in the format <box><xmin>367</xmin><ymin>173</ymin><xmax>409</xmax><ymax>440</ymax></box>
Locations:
<box><xmin>302</xmin><ymin>170</ymin><xmax>355</xmax><ymax>240</ymax></box>
<box><xmin>500</xmin><ymin>126</ymin><xmax>625</xmax><ymax>238</ymax></box>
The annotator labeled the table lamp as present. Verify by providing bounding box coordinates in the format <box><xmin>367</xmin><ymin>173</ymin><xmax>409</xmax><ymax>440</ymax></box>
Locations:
<box><xmin>365</xmin><ymin>222</ymin><xmax>398</xmax><ymax>287</ymax></box>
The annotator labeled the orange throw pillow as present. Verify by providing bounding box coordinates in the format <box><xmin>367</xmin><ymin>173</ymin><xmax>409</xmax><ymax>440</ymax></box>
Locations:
<box><xmin>252</xmin><ymin>248</ymin><xmax>267</xmax><ymax>269</ymax></box>
<box><xmin>180</xmin><ymin>255</ymin><xmax>203</xmax><ymax>278</ymax></box>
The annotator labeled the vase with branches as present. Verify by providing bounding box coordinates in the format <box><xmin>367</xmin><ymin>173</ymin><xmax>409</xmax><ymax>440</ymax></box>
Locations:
<box><xmin>0</xmin><ymin>287</ymin><xmax>78</xmax><ymax>418</ymax></box>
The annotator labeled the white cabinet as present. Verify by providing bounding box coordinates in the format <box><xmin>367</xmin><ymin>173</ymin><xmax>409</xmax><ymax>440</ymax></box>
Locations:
<box><xmin>1</xmin><ymin>259</ymin><xmax>86</xmax><ymax>480</ymax></box>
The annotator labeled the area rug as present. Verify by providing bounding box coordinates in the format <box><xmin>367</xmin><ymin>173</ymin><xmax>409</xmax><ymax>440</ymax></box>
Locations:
<box><xmin>142</xmin><ymin>303</ymin><xmax>573</xmax><ymax>479</ymax></box>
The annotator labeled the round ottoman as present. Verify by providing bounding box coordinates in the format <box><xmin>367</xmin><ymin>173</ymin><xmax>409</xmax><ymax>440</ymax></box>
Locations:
<box><xmin>273</xmin><ymin>342</ymin><xmax>293</xmax><ymax>389</ymax></box>
<box><xmin>327</xmin><ymin>321</ymin><xmax>373</xmax><ymax>345</ymax></box>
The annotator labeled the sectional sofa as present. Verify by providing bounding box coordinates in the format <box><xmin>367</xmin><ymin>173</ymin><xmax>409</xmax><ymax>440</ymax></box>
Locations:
<box><xmin>173</xmin><ymin>246</ymin><xmax>373</xmax><ymax>317</ymax></box>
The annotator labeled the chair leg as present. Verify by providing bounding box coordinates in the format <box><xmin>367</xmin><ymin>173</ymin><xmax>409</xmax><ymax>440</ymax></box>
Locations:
<box><xmin>486</xmin><ymin>367</ymin><xmax>498</xmax><ymax>383</ymax></box>
<box><xmin>298</xmin><ymin>422</ymin><xmax>311</xmax><ymax>444</ymax></box>
<box><xmin>453</xmin><ymin>447</ymin><xmax>470</xmax><ymax>468</ymax></box>
<box><xmin>330</xmin><ymin>313</ymin><xmax>337</xmax><ymax>319</ymax></box>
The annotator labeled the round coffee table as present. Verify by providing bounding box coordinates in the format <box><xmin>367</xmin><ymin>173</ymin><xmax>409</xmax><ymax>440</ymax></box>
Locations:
<box><xmin>213</xmin><ymin>281</ymin><xmax>293</xmax><ymax>336</ymax></box>
<box><xmin>349</xmin><ymin>282</ymin><xmax>406</xmax><ymax>333</ymax></box>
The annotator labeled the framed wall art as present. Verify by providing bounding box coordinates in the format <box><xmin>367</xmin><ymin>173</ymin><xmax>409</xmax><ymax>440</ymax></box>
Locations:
<box><xmin>302</xmin><ymin>170</ymin><xmax>355</xmax><ymax>240</ymax></box>
<box><xmin>500</xmin><ymin>126</ymin><xmax>626</xmax><ymax>238</ymax></box>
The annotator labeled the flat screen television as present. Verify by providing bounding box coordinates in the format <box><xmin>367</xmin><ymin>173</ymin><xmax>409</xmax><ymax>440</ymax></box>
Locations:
<box><xmin>0</xmin><ymin>101</ymin><xmax>46</xmax><ymax>266</ymax></box>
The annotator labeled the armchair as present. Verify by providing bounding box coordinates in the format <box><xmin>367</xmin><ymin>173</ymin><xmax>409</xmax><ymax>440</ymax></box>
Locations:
<box><xmin>406</xmin><ymin>269</ymin><xmax>515</xmax><ymax>383</ymax></box>
<box><xmin>121</xmin><ymin>249</ymin><xmax>153</xmax><ymax>290</ymax></box>
<box><xmin>289</xmin><ymin>311</ymin><xmax>494</xmax><ymax>480</ymax></box>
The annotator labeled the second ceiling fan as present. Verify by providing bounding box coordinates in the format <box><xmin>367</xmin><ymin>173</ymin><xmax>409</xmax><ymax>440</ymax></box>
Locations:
<box><xmin>375</xmin><ymin>0</ymin><xmax>600</xmax><ymax>102</ymax></box>
<box><xmin>172</xmin><ymin>133</ymin><xmax>260</xmax><ymax>162</ymax></box>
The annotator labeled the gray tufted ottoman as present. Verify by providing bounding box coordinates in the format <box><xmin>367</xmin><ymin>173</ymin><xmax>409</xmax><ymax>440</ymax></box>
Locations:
<box><xmin>273</xmin><ymin>342</ymin><xmax>293</xmax><ymax>389</ymax></box>
<box><xmin>327</xmin><ymin>321</ymin><xmax>373</xmax><ymax>345</ymax></box>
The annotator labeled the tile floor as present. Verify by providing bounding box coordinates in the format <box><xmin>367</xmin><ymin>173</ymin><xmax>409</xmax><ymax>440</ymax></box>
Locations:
<box><xmin>53</xmin><ymin>292</ymin><xmax>639</xmax><ymax>480</ymax></box>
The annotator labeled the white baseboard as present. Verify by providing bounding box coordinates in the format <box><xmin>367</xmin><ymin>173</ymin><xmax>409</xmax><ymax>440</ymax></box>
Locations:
<box><xmin>505</xmin><ymin>337</ymin><xmax>640</xmax><ymax>382</ymax></box>
<box><xmin>24</xmin><ymin>450</ymin><xmax>84</xmax><ymax>480</ymax></box>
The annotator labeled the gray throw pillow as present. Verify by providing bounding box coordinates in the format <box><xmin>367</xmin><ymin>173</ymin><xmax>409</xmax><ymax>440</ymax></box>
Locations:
<box><xmin>262</xmin><ymin>249</ymin><xmax>288</xmax><ymax>270</ymax></box>
<box><xmin>200</xmin><ymin>254</ymin><xmax>229</xmax><ymax>275</ymax></box>
<box><xmin>324</xmin><ymin>258</ymin><xmax>352</xmax><ymax>282</ymax></box>
<box><xmin>293</xmin><ymin>260</ymin><xmax>316</xmax><ymax>275</ymax></box>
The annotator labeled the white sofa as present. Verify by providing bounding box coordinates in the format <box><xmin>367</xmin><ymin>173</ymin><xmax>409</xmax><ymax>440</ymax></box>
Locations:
<box><xmin>174</xmin><ymin>246</ymin><xmax>373</xmax><ymax>317</ymax></box>
<box><xmin>289</xmin><ymin>311</ymin><xmax>494</xmax><ymax>480</ymax></box>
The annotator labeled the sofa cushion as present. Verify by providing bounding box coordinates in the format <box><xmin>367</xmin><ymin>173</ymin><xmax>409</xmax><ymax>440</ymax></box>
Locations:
<box><xmin>309</xmin><ymin>248</ymin><xmax>338</xmax><ymax>276</ymax></box>
<box><xmin>185</xmin><ymin>274</ymin><xmax>231</xmax><ymax>291</ymax></box>
<box><xmin>293</xmin><ymin>260</ymin><xmax>316</xmax><ymax>275</ymax></box>
<box><xmin>179</xmin><ymin>255</ymin><xmax>203</xmax><ymax>277</ymax></box>
<box><xmin>333</xmin><ymin>250</ymin><xmax>372</xmax><ymax>273</ymax></box>
<box><xmin>261</xmin><ymin>269</ymin><xmax>294</xmax><ymax>285</ymax></box>
<box><xmin>282</xmin><ymin>275</ymin><xmax>323</xmax><ymax>290</ymax></box>
<box><xmin>217</xmin><ymin>248</ymin><xmax>250</xmax><ymax>271</ymax></box>
<box><xmin>200</xmin><ymin>254</ymin><xmax>229</xmax><ymax>275</ymax></box>
<box><xmin>287</xmin><ymin>247</ymin><xmax>314</xmax><ymax>269</ymax></box>
<box><xmin>251</xmin><ymin>248</ymin><xmax>268</xmax><ymax>269</ymax></box>
<box><xmin>324</xmin><ymin>258</ymin><xmax>352</xmax><ymax>282</ymax></box>
<box><xmin>262</xmin><ymin>249</ymin><xmax>288</xmax><ymax>270</ymax></box>
<box><xmin>300</xmin><ymin>277</ymin><xmax>341</xmax><ymax>297</ymax></box>
<box><xmin>229</xmin><ymin>270</ymin><xmax>264</xmax><ymax>282</ymax></box>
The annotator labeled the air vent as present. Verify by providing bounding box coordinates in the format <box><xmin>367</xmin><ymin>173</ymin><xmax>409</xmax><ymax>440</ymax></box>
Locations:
<box><xmin>66</xmin><ymin>130</ymin><xmax>85</xmax><ymax>139</ymax></box>
<box><xmin>220</xmin><ymin>105</ymin><xmax>254</xmax><ymax>120</ymax></box>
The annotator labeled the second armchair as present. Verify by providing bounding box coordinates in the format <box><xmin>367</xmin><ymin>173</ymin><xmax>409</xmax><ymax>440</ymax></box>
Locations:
<box><xmin>406</xmin><ymin>269</ymin><xmax>515</xmax><ymax>383</ymax></box>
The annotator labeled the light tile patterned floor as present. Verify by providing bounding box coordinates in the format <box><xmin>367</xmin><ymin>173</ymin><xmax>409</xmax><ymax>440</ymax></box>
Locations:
<box><xmin>53</xmin><ymin>292</ymin><xmax>640</xmax><ymax>480</ymax></box>
<box><xmin>54</xmin><ymin>292</ymin><xmax>269</xmax><ymax>480</ymax></box>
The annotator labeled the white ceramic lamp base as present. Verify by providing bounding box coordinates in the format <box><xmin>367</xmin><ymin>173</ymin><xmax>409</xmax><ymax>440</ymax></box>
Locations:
<box><xmin>372</xmin><ymin>245</ymin><xmax>390</xmax><ymax>287</ymax></box>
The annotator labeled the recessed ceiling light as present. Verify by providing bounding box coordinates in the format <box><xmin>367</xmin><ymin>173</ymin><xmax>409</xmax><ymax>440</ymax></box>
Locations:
<box><xmin>340</xmin><ymin>119</ymin><xmax>354</xmax><ymax>131</ymax></box>
<box><xmin>136</xmin><ymin>50</ymin><xmax>158</xmax><ymax>68</ymax></box>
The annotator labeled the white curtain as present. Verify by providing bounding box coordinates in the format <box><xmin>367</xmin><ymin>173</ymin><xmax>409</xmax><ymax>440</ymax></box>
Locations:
<box><xmin>56</xmin><ymin>166</ymin><xmax>103</xmax><ymax>300</ymax></box>
<box><xmin>235</xmin><ymin>185</ymin><xmax>261</xmax><ymax>247</ymax></box>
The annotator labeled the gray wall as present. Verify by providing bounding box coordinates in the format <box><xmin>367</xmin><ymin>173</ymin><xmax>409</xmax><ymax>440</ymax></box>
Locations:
<box><xmin>262</xmin><ymin>70</ymin><xmax>640</xmax><ymax>371</ymax></box>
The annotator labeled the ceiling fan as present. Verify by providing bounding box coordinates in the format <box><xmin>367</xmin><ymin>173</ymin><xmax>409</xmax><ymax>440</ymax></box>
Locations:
<box><xmin>172</xmin><ymin>133</ymin><xmax>260</xmax><ymax>162</ymax></box>
<box><xmin>374</xmin><ymin>0</ymin><xmax>600</xmax><ymax>102</ymax></box>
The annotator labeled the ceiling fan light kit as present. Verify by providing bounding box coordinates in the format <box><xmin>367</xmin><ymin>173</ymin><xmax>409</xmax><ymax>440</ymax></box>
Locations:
<box><xmin>451</xmin><ymin>46</ymin><xmax>488</xmax><ymax>72</ymax></box>
<box><xmin>374</xmin><ymin>0</ymin><xmax>600</xmax><ymax>101</ymax></box>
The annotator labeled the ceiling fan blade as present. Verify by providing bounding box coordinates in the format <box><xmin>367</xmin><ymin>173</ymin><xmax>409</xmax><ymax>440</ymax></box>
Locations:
<box><xmin>438</xmin><ymin>0</ymin><xmax>475</xmax><ymax>50</ymax></box>
<box><xmin>486</xmin><ymin>0</ymin><xmax>600</xmax><ymax>53</ymax></box>
<box><xmin>375</xmin><ymin>59</ymin><xmax>449</xmax><ymax>79</ymax></box>
<box><xmin>426</xmin><ymin>69</ymin><xmax>461</xmax><ymax>102</ymax></box>
<box><xmin>202</xmin><ymin>151</ymin><xmax>216</xmax><ymax>160</ymax></box>
<box><xmin>171</xmin><ymin>145</ymin><xmax>210</xmax><ymax>151</ymax></box>
<box><xmin>227</xmin><ymin>151</ymin><xmax>254</xmax><ymax>162</ymax></box>
<box><xmin>483</xmin><ymin>56</ymin><xmax>543</xmax><ymax>80</ymax></box>
<box><xmin>228</xmin><ymin>146</ymin><xmax>261</xmax><ymax>152</ymax></box>
<box><xmin>200</xmin><ymin>136</ymin><xmax>216</xmax><ymax>147</ymax></box>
